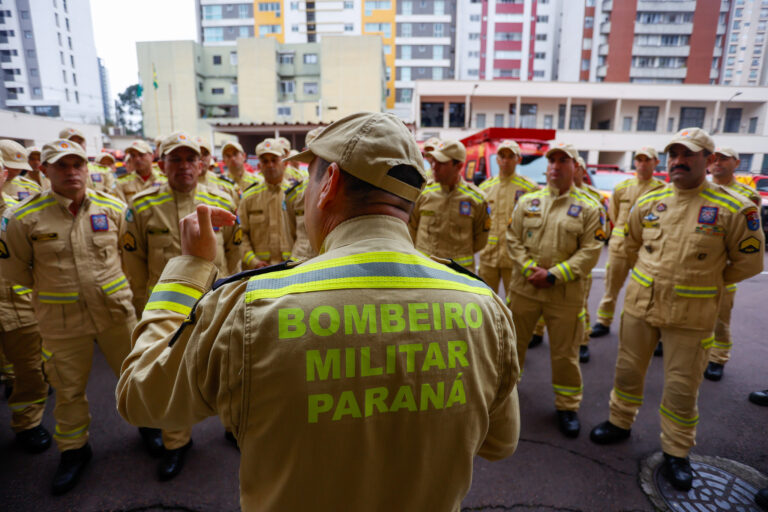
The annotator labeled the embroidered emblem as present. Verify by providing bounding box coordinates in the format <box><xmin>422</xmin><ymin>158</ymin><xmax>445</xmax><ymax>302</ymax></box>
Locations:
<box><xmin>90</xmin><ymin>214</ymin><xmax>109</xmax><ymax>232</ymax></box>
<box><xmin>567</xmin><ymin>205</ymin><xmax>582</xmax><ymax>218</ymax></box>
<box><xmin>459</xmin><ymin>201</ymin><xmax>471</xmax><ymax>216</ymax></box>
<box><xmin>698</xmin><ymin>206</ymin><xmax>718</xmax><ymax>225</ymax></box>
<box><xmin>656</xmin><ymin>203</ymin><xmax>667</xmax><ymax>212</ymax></box>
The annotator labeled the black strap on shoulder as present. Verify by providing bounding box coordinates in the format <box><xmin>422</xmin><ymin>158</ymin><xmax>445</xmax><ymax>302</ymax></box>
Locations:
<box><xmin>212</xmin><ymin>260</ymin><xmax>294</xmax><ymax>290</ymax></box>
<box><xmin>285</xmin><ymin>180</ymin><xmax>301</xmax><ymax>197</ymax></box>
<box><xmin>445</xmin><ymin>259</ymin><xmax>487</xmax><ymax>285</ymax></box>
<box><xmin>220</xmin><ymin>175</ymin><xmax>235</xmax><ymax>185</ymax></box>
<box><xmin>242</xmin><ymin>180</ymin><xmax>262</xmax><ymax>193</ymax></box>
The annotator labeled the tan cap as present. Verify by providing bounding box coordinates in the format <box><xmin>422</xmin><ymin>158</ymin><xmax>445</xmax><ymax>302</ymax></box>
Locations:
<box><xmin>58</xmin><ymin>127</ymin><xmax>85</xmax><ymax>141</ymax></box>
<box><xmin>496</xmin><ymin>140</ymin><xmax>521</xmax><ymax>156</ymax></box>
<box><xmin>41</xmin><ymin>139</ymin><xmax>87</xmax><ymax>164</ymax></box>
<box><xmin>288</xmin><ymin>149</ymin><xmax>300</xmax><ymax>158</ymax></box>
<box><xmin>256</xmin><ymin>138</ymin><xmax>284</xmax><ymax>158</ymax></box>
<box><xmin>221</xmin><ymin>140</ymin><xmax>245</xmax><ymax>155</ymax></box>
<box><xmin>26</xmin><ymin>146</ymin><xmax>41</xmax><ymax>156</ymax></box>
<box><xmin>423</xmin><ymin>137</ymin><xmax>441</xmax><ymax>152</ymax></box>
<box><xmin>160</xmin><ymin>132</ymin><xmax>201</xmax><ymax>157</ymax></box>
<box><xmin>286</xmin><ymin>111</ymin><xmax>426</xmax><ymax>201</ymax></box>
<box><xmin>635</xmin><ymin>146</ymin><xmax>659</xmax><ymax>160</ymax></box>
<box><xmin>125</xmin><ymin>139</ymin><xmax>152</xmax><ymax>155</ymax></box>
<box><xmin>276</xmin><ymin>137</ymin><xmax>291</xmax><ymax>152</ymax></box>
<box><xmin>305</xmin><ymin>126</ymin><xmax>324</xmax><ymax>147</ymax></box>
<box><xmin>575</xmin><ymin>156</ymin><xmax>586</xmax><ymax>169</ymax></box>
<box><xmin>664</xmin><ymin>127</ymin><xmax>715</xmax><ymax>154</ymax></box>
<box><xmin>0</xmin><ymin>154</ymin><xmax>4</xmax><ymax>168</ymax></box>
<box><xmin>545</xmin><ymin>141</ymin><xmax>580</xmax><ymax>161</ymax></box>
<box><xmin>195</xmin><ymin>137</ymin><xmax>212</xmax><ymax>154</ymax></box>
<box><xmin>0</xmin><ymin>140</ymin><xmax>32</xmax><ymax>171</ymax></box>
<box><xmin>428</xmin><ymin>140</ymin><xmax>466</xmax><ymax>163</ymax></box>
<box><xmin>714</xmin><ymin>146</ymin><xmax>739</xmax><ymax>159</ymax></box>
<box><xmin>98</xmin><ymin>152</ymin><xmax>116</xmax><ymax>164</ymax></box>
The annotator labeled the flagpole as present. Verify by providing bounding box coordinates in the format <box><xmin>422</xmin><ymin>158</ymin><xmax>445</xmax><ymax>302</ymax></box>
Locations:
<box><xmin>168</xmin><ymin>83</ymin><xmax>174</xmax><ymax>132</ymax></box>
<box><xmin>152</xmin><ymin>63</ymin><xmax>160</xmax><ymax>136</ymax></box>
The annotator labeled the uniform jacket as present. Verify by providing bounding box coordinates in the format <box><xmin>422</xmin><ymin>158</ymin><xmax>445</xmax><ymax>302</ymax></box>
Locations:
<box><xmin>227</xmin><ymin>170</ymin><xmax>263</xmax><ymax>197</ymax></box>
<box><xmin>409</xmin><ymin>180</ymin><xmax>490</xmax><ymax>270</ymax></box>
<box><xmin>2</xmin><ymin>176</ymin><xmax>41</xmax><ymax>202</ymax></box>
<box><xmin>721</xmin><ymin>179</ymin><xmax>761</xmax><ymax>207</ymax></box>
<box><xmin>477</xmin><ymin>173</ymin><xmax>538</xmax><ymax>268</ymax></box>
<box><xmin>284</xmin><ymin>180</ymin><xmax>317</xmax><ymax>262</ymax></box>
<box><xmin>238</xmin><ymin>178</ymin><xmax>294</xmax><ymax>268</ymax></box>
<box><xmin>121</xmin><ymin>182</ymin><xmax>242</xmax><ymax>312</ymax></box>
<box><xmin>623</xmin><ymin>181</ymin><xmax>764</xmax><ymax>331</ymax></box>
<box><xmin>0</xmin><ymin>189</ymin><xmax>134</xmax><ymax>339</ymax></box>
<box><xmin>116</xmin><ymin>215</ymin><xmax>520</xmax><ymax>512</ymax></box>
<box><xmin>506</xmin><ymin>185</ymin><xmax>603</xmax><ymax>305</ymax></box>
<box><xmin>607</xmin><ymin>177</ymin><xmax>666</xmax><ymax>255</ymax></box>
<box><xmin>199</xmin><ymin>171</ymin><xmax>239</xmax><ymax>205</ymax></box>
<box><xmin>116</xmin><ymin>168</ymin><xmax>167</xmax><ymax>204</ymax></box>
<box><xmin>0</xmin><ymin>193</ymin><xmax>36</xmax><ymax>332</ymax></box>
<box><xmin>87</xmin><ymin>163</ymin><xmax>117</xmax><ymax>195</ymax></box>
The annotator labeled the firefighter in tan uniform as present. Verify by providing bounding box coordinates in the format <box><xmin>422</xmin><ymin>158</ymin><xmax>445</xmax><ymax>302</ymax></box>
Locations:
<box><xmin>477</xmin><ymin>140</ymin><xmax>538</xmax><ymax>293</ymax></box>
<box><xmin>284</xmin><ymin>178</ymin><xmax>318</xmax><ymax>262</ymax></box>
<box><xmin>116</xmin><ymin>111</ymin><xmax>521</xmax><ymax>511</ymax></box>
<box><xmin>97</xmin><ymin>152</ymin><xmax>117</xmax><ymax>174</ymax></box>
<box><xmin>421</xmin><ymin>136</ymin><xmax>441</xmax><ymax>182</ymax></box>
<box><xmin>195</xmin><ymin>137</ymin><xmax>239</xmax><ymax>204</ymax></box>
<box><xmin>0</xmin><ymin>140</ymin><xmax>161</xmax><ymax>495</ymax></box>
<box><xmin>274</xmin><ymin>136</ymin><xmax>308</xmax><ymax>184</ymax></box>
<box><xmin>592</xmin><ymin>147</ymin><xmax>666</xmax><ymax>338</ymax></box>
<box><xmin>589</xmin><ymin>128</ymin><xmax>764</xmax><ymax>491</ymax></box>
<box><xmin>239</xmin><ymin>139</ymin><xmax>294</xmax><ymax>269</ymax></box>
<box><xmin>116</xmin><ymin>140</ymin><xmax>167</xmax><ymax>204</ymax></box>
<box><xmin>120</xmin><ymin>132</ymin><xmax>242</xmax><ymax>479</ymax></box>
<box><xmin>703</xmin><ymin>146</ymin><xmax>763</xmax><ymax>382</ymax></box>
<box><xmin>0</xmin><ymin>157</ymin><xmax>51</xmax><ymax>454</ymax></box>
<box><xmin>409</xmin><ymin>140</ymin><xmax>490</xmax><ymax>271</ymax></box>
<box><xmin>26</xmin><ymin>146</ymin><xmax>51</xmax><ymax>191</ymax></box>
<box><xmin>506</xmin><ymin>142</ymin><xmax>603</xmax><ymax>438</ymax></box>
<box><xmin>58</xmin><ymin>128</ymin><xmax>117</xmax><ymax>195</ymax></box>
<box><xmin>221</xmin><ymin>141</ymin><xmax>262</xmax><ymax>196</ymax></box>
<box><xmin>0</xmin><ymin>140</ymin><xmax>42</xmax><ymax>201</ymax></box>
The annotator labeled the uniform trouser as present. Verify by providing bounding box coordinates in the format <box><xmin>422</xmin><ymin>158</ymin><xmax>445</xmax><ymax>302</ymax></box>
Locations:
<box><xmin>477</xmin><ymin>264</ymin><xmax>512</xmax><ymax>296</ymax></box>
<box><xmin>608</xmin><ymin>312</ymin><xmax>712</xmax><ymax>458</ymax></box>
<box><xmin>508</xmin><ymin>293</ymin><xmax>583</xmax><ymax>411</ymax></box>
<box><xmin>709</xmin><ymin>288</ymin><xmax>735</xmax><ymax>365</ymax></box>
<box><xmin>0</xmin><ymin>344</ymin><xmax>14</xmax><ymax>383</ymax></box>
<box><xmin>596</xmin><ymin>254</ymin><xmax>632</xmax><ymax>327</ymax></box>
<box><xmin>532</xmin><ymin>274</ymin><xmax>592</xmax><ymax>346</ymax></box>
<box><xmin>1</xmin><ymin>324</ymin><xmax>48</xmax><ymax>431</ymax></box>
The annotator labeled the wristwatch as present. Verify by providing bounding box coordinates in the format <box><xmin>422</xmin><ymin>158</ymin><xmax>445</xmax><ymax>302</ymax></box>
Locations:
<box><xmin>545</xmin><ymin>272</ymin><xmax>556</xmax><ymax>285</ymax></box>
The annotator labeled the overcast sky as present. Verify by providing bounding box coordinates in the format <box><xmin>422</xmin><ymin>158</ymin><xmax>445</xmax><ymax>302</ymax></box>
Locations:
<box><xmin>91</xmin><ymin>0</ymin><xmax>196</xmax><ymax>103</ymax></box>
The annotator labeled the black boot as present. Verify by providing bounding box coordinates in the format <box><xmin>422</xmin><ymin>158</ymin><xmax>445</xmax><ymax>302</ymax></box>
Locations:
<box><xmin>16</xmin><ymin>424</ymin><xmax>52</xmax><ymax>454</ymax></box>
<box><xmin>52</xmin><ymin>444</ymin><xmax>92</xmax><ymax>495</ymax></box>
<box><xmin>138</xmin><ymin>427</ymin><xmax>164</xmax><ymax>458</ymax></box>
<box><xmin>703</xmin><ymin>362</ymin><xmax>724</xmax><ymax>381</ymax></box>
<box><xmin>158</xmin><ymin>440</ymin><xmax>192</xmax><ymax>481</ymax></box>
<box><xmin>654</xmin><ymin>342</ymin><xmax>663</xmax><ymax>357</ymax></box>
<box><xmin>749</xmin><ymin>390</ymin><xmax>768</xmax><ymax>406</ymax></box>
<box><xmin>579</xmin><ymin>345</ymin><xmax>590</xmax><ymax>363</ymax></box>
<box><xmin>3</xmin><ymin>381</ymin><xmax>13</xmax><ymax>399</ymax></box>
<box><xmin>556</xmin><ymin>410</ymin><xmax>580</xmax><ymax>438</ymax></box>
<box><xmin>590</xmin><ymin>323</ymin><xmax>610</xmax><ymax>338</ymax></box>
<box><xmin>661</xmin><ymin>453</ymin><xmax>693</xmax><ymax>492</ymax></box>
<box><xmin>589</xmin><ymin>420</ymin><xmax>631</xmax><ymax>445</ymax></box>
<box><xmin>528</xmin><ymin>334</ymin><xmax>543</xmax><ymax>348</ymax></box>
<box><xmin>224</xmin><ymin>430</ymin><xmax>239</xmax><ymax>450</ymax></box>
<box><xmin>755</xmin><ymin>487</ymin><xmax>768</xmax><ymax>510</ymax></box>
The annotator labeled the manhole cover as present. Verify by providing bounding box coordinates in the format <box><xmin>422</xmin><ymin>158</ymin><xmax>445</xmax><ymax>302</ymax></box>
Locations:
<box><xmin>640</xmin><ymin>452</ymin><xmax>768</xmax><ymax>512</ymax></box>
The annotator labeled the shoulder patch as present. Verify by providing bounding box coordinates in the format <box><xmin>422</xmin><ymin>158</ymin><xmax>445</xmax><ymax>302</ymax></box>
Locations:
<box><xmin>744</xmin><ymin>207</ymin><xmax>760</xmax><ymax>231</ymax></box>
<box><xmin>738</xmin><ymin>236</ymin><xmax>761</xmax><ymax>254</ymax></box>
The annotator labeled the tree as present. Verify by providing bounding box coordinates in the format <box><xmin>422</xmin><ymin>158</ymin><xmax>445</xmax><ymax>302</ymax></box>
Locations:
<box><xmin>115</xmin><ymin>84</ymin><xmax>143</xmax><ymax>135</ymax></box>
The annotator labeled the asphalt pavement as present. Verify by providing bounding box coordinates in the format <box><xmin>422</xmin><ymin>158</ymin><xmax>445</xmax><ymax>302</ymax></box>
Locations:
<box><xmin>2</xmin><ymin>248</ymin><xmax>767</xmax><ymax>512</ymax></box>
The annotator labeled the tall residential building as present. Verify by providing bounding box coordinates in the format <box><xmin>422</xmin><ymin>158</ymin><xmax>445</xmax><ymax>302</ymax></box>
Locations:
<box><xmin>0</xmin><ymin>0</ymin><xmax>104</xmax><ymax>124</ymax></box>
<box><xmin>196</xmin><ymin>1</ymin><xmax>255</xmax><ymax>46</ymax></box>
<box><xmin>98</xmin><ymin>57</ymin><xmax>112</xmax><ymax>123</ymax></box>
<box><xmin>721</xmin><ymin>0</ymin><xmax>768</xmax><ymax>86</ymax></box>
<box><xmin>137</xmin><ymin>36</ymin><xmax>385</xmax><ymax>144</ymax></box>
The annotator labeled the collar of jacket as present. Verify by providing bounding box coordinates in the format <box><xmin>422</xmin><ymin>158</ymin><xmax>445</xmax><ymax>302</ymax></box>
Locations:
<box><xmin>320</xmin><ymin>214</ymin><xmax>410</xmax><ymax>254</ymax></box>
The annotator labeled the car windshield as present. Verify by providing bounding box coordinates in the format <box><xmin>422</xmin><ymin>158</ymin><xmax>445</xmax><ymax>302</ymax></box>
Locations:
<box><xmin>515</xmin><ymin>156</ymin><xmax>548</xmax><ymax>186</ymax></box>
<box><xmin>755</xmin><ymin>179</ymin><xmax>768</xmax><ymax>192</ymax></box>
<box><xmin>590</xmin><ymin>172</ymin><xmax>632</xmax><ymax>191</ymax></box>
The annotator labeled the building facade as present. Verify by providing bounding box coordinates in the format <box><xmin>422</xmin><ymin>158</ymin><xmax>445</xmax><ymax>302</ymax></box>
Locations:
<box><xmin>0</xmin><ymin>0</ymin><xmax>104</xmax><ymax>124</ymax></box>
<box><xmin>412</xmin><ymin>79</ymin><xmax>768</xmax><ymax>172</ymax></box>
<box><xmin>98</xmin><ymin>57</ymin><xmax>112</xmax><ymax>124</ymax></box>
<box><xmin>721</xmin><ymin>0</ymin><xmax>768</xmax><ymax>86</ymax></box>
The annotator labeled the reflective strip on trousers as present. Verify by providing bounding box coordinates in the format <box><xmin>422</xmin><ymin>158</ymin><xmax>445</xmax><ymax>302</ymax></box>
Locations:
<box><xmin>614</xmin><ymin>387</ymin><xmax>643</xmax><ymax>405</ymax></box>
<box><xmin>659</xmin><ymin>405</ymin><xmax>699</xmax><ymax>427</ymax></box>
<box><xmin>54</xmin><ymin>422</ymin><xmax>89</xmax><ymax>440</ymax></box>
<box><xmin>552</xmin><ymin>384</ymin><xmax>583</xmax><ymax>396</ymax></box>
<box><xmin>9</xmin><ymin>396</ymin><xmax>46</xmax><ymax>412</ymax></box>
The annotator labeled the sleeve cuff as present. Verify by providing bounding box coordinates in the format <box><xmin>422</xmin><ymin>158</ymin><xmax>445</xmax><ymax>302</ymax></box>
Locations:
<box><xmin>548</xmin><ymin>261</ymin><xmax>575</xmax><ymax>283</ymax></box>
<box><xmin>159</xmin><ymin>255</ymin><xmax>218</xmax><ymax>291</ymax></box>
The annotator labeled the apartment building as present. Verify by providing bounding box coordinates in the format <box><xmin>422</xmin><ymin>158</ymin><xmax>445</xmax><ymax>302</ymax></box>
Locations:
<box><xmin>0</xmin><ymin>0</ymin><xmax>104</xmax><ymax>124</ymax></box>
<box><xmin>98</xmin><ymin>57</ymin><xmax>112</xmax><ymax>124</ymax></box>
<box><xmin>412</xmin><ymin>79</ymin><xmax>768</xmax><ymax>172</ymax></box>
<box><xmin>196</xmin><ymin>1</ymin><xmax>256</xmax><ymax>46</ymax></box>
<box><xmin>721</xmin><ymin>0</ymin><xmax>768</xmax><ymax>85</ymax></box>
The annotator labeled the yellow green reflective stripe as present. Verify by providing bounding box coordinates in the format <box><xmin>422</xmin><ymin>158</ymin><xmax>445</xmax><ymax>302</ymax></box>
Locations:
<box><xmin>552</xmin><ymin>384</ymin><xmax>583</xmax><ymax>396</ymax></box>
<box><xmin>87</xmin><ymin>193</ymin><xmax>124</xmax><ymax>214</ymax></box>
<box><xmin>712</xmin><ymin>339</ymin><xmax>732</xmax><ymax>349</ymax></box>
<box><xmin>39</xmin><ymin>291</ymin><xmax>78</xmax><ymax>304</ymax></box>
<box><xmin>195</xmin><ymin>191</ymin><xmax>232</xmax><ymax>210</ymax></box>
<box><xmin>281</xmin><ymin>251</ymin><xmax>292</xmax><ymax>260</ymax></box>
<box><xmin>243</xmin><ymin>251</ymin><xmax>257</xmax><ymax>265</ymax></box>
<box><xmin>12</xmin><ymin>285</ymin><xmax>32</xmax><ymax>295</ymax></box>
<box><xmin>243</xmin><ymin>184</ymin><xmax>267</xmax><ymax>200</ymax></box>
<box><xmin>1</xmin><ymin>363</ymin><xmax>14</xmax><ymax>372</ymax></box>
<box><xmin>487</xmin><ymin>236</ymin><xmax>498</xmax><ymax>246</ymax></box>
<box><xmin>701</xmin><ymin>335</ymin><xmax>715</xmax><ymax>349</ymax></box>
<box><xmin>54</xmin><ymin>422</ymin><xmax>89</xmax><ymax>440</ymax></box>
<box><xmin>699</xmin><ymin>189</ymin><xmax>739</xmax><ymax>213</ymax></box>
<box><xmin>630</xmin><ymin>268</ymin><xmax>653</xmax><ymax>287</ymax></box>
<box><xmin>14</xmin><ymin>195</ymin><xmax>56</xmax><ymax>219</ymax></box>
<box><xmin>5</xmin><ymin>196</ymin><xmax>19</xmax><ymax>206</ymax></box>
<box><xmin>673</xmin><ymin>285</ymin><xmax>718</xmax><ymax>298</ymax></box>
<box><xmin>612</xmin><ymin>226</ymin><xmax>626</xmax><ymax>237</ymax></box>
<box><xmin>9</xmin><ymin>396</ymin><xmax>46</xmax><ymax>412</ymax></box>
<box><xmin>578</xmin><ymin>309</ymin><xmax>586</xmax><ymax>321</ymax></box>
<box><xmin>479</xmin><ymin>177</ymin><xmax>497</xmax><ymax>191</ymax></box>
<box><xmin>134</xmin><ymin>193</ymin><xmax>172</xmax><ymax>213</ymax></box>
<box><xmin>245</xmin><ymin>251</ymin><xmax>491</xmax><ymax>303</ymax></box>
<box><xmin>101</xmin><ymin>275</ymin><xmax>128</xmax><ymax>295</ymax></box>
<box><xmin>556</xmin><ymin>261</ymin><xmax>575</xmax><ymax>282</ymax></box>
<box><xmin>522</xmin><ymin>259</ymin><xmax>536</xmax><ymax>277</ymax></box>
<box><xmin>659</xmin><ymin>405</ymin><xmax>699</xmax><ymax>427</ymax></box>
<box><xmin>614</xmin><ymin>387</ymin><xmax>643</xmax><ymax>405</ymax></box>
<box><xmin>455</xmin><ymin>255</ymin><xmax>474</xmax><ymax>266</ymax></box>
<box><xmin>597</xmin><ymin>309</ymin><xmax>613</xmax><ymax>320</ymax></box>
<box><xmin>286</xmin><ymin>181</ymin><xmax>307</xmax><ymax>202</ymax></box>
<box><xmin>458</xmin><ymin>184</ymin><xmax>484</xmax><ymax>203</ymax></box>
<box><xmin>725</xmin><ymin>284</ymin><xmax>737</xmax><ymax>293</ymax></box>
<box><xmin>41</xmin><ymin>348</ymin><xmax>52</xmax><ymax>362</ymax></box>
<box><xmin>511</xmin><ymin>175</ymin><xmax>536</xmax><ymax>191</ymax></box>
<box><xmin>615</xmin><ymin>178</ymin><xmax>637</xmax><ymax>191</ymax></box>
<box><xmin>637</xmin><ymin>188</ymin><xmax>673</xmax><ymax>207</ymax></box>
<box><xmin>144</xmin><ymin>283</ymin><xmax>204</xmax><ymax>316</ymax></box>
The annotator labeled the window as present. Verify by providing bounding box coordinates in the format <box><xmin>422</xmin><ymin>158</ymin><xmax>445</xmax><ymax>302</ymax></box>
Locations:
<box><xmin>400</xmin><ymin>67</ymin><xmax>411</xmax><ymax>81</ymax></box>
<box><xmin>277</xmin><ymin>106</ymin><xmax>292</xmax><ymax>116</ymax></box>
<box><xmin>583</xmin><ymin>38</ymin><xmax>592</xmax><ymax>50</ymax></box>
<box><xmin>535</xmin><ymin>34</ymin><xmax>547</xmax><ymax>41</ymax></box>
<box><xmin>401</xmin><ymin>0</ymin><xmax>412</xmax><ymax>14</ymax></box>
<box><xmin>24</xmin><ymin>30</ymin><xmax>33</xmax><ymax>39</ymax></box>
<box><xmin>494</xmin><ymin>114</ymin><xmax>504</xmax><ymax>127</ymax></box>
<box><xmin>74</xmin><ymin>91</ymin><xmax>79</xmax><ymax>103</ymax></box>
<box><xmin>292</xmin><ymin>25</ymin><xmax>299</xmax><ymax>32</ymax></box>
<box><xmin>70</xmin><ymin>55</ymin><xmax>75</xmax><ymax>67</ymax></box>
<box><xmin>724</xmin><ymin>108</ymin><xmax>742</xmax><ymax>133</ymax></box>
<box><xmin>543</xmin><ymin>114</ymin><xmax>553</xmax><ymax>129</ymax></box>
<box><xmin>204</xmin><ymin>27</ymin><xmax>224</xmax><ymax>42</ymax></box>
<box><xmin>400</xmin><ymin>45</ymin><xmax>411</xmax><ymax>59</ymax></box>
<box><xmin>449</xmin><ymin>102</ymin><xmax>465</xmax><ymax>128</ymax></box>
<box><xmin>365</xmin><ymin>1</ymin><xmax>392</xmax><ymax>16</ymax></box>
<box><xmin>303</xmin><ymin>53</ymin><xmax>318</xmax><ymax>64</ymax></box>
<box><xmin>519</xmin><ymin>104</ymin><xmax>537</xmax><ymax>128</ymax></box>
<box><xmin>476</xmin><ymin>113</ymin><xmax>486</xmax><ymax>128</ymax></box>
<box><xmin>468</xmin><ymin>32</ymin><xmax>480</xmax><ymax>40</ymax></box>
<box><xmin>493</xmin><ymin>69</ymin><xmax>521</xmax><ymax>78</ymax></box>
<box><xmin>290</xmin><ymin>2</ymin><xmax>299</xmax><ymax>9</ymax></box>
<box><xmin>344</xmin><ymin>24</ymin><xmax>353</xmax><ymax>32</ymax></box>
<box><xmin>365</xmin><ymin>23</ymin><xmax>391</xmax><ymax>38</ymax></box>
<box><xmin>496</xmin><ymin>32</ymin><xmax>523</xmax><ymax>41</ymax></box>
<box><xmin>537</xmin><ymin>15</ymin><xmax>548</xmax><ymax>23</ymax></box>
<box><xmin>65</xmin><ymin>18</ymin><xmax>69</xmax><ymax>31</ymax></box>
<box><xmin>239</xmin><ymin>26</ymin><xmax>250</xmax><ymax>38</ymax></box>
<box><xmin>26</xmin><ymin>49</ymin><xmax>35</xmax><ymax>58</ymax></box>
<box><xmin>33</xmin><ymin>87</ymin><xmax>41</xmax><ymax>96</ymax></box>
<box><xmin>432</xmin><ymin>67</ymin><xmax>442</xmax><ymax>80</ymax></box>
<box><xmin>67</xmin><ymin>36</ymin><xmax>72</xmax><ymax>49</ymax></box>
<box><xmin>727</xmin><ymin>56</ymin><xmax>735</xmax><ymax>66</ymax></box>
<box><xmin>468</xmin><ymin>51</ymin><xmax>479</xmax><ymax>58</ymax></box>
<box><xmin>55</xmin><ymin>12</ymin><xmax>60</xmax><ymax>27</ymax></box>
<box><xmin>434</xmin><ymin>46</ymin><xmax>443</xmax><ymax>59</ymax></box>
<box><xmin>59</xmin><ymin>51</ymin><xmax>64</xmax><ymax>64</ymax></box>
<box><xmin>734</xmin><ymin>20</ymin><xmax>741</xmax><ymax>30</ymax></box>
<box><xmin>259</xmin><ymin>2</ymin><xmax>281</xmax><ymax>12</ymax></box>
<box><xmin>211</xmin><ymin>88</ymin><xmax>224</xmax><ymax>95</ymax></box>
<box><xmin>752</xmin><ymin>58</ymin><xmax>760</xmax><ymax>67</ymax></box>
<box><xmin>533</xmin><ymin>52</ymin><xmax>546</xmax><ymax>59</ymax></box>
<box><xmin>259</xmin><ymin>24</ymin><xmax>282</xmax><ymax>35</ymax></box>
<box><xmin>533</xmin><ymin>70</ymin><xmax>545</xmax><ymax>78</ymax></box>
<box><xmin>279</xmin><ymin>53</ymin><xmax>294</xmax><ymax>64</ymax></box>
<box><xmin>760</xmin><ymin>21</ymin><xmax>768</xmax><ymax>31</ymax></box>
<box><xmin>72</xmin><ymin>73</ymin><xmax>76</xmax><ymax>85</ymax></box>
<box><xmin>679</xmin><ymin>107</ymin><xmax>705</xmax><ymax>129</ymax></box>
<box><xmin>581</xmin><ymin>59</ymin><xmax>590</xmax><ymax>71</ymax></box>
<box><xmin>230</xmin><ymin>51</ymin><xmax>238</xmax><ymax>65</ymax></box>
<box><xmin>279</xmin><ymin>80</ymin><xmax>295</xmax><ymax>94</ymax></box>
<box><xmin>213</xmin><ymin>55</ymin><xmax>222</xmax><ymax>65</ymax></box>
<box><xmin>749</xmin><ymin>117</ymin><xmax>758</xmax><ymax>134</ymax></box>
<box><xmin>303</xmin><ymin>81</ymin><xmax>318</xmax><ymax>95</ymax></box>
<box><xmin>344</xmin><ymin>0</ymin><xmax>354</xmax><ymax>7</ymax></box>
<box><xmin>421</xmin><ymin>102</ymin><xmax>444</xmax><ymax>127</ymax></box>
<box><xmin>434</xmin><ymin>0</ymin><xmax>445</xmax><ymax>14</ymax></box>
<box><xmin>401</xmin><ymin>23</ymin><xmax>412</xmax><ymax>37</ymax></box>
<box><xmin>468</xmin><ymin>69</ymin><xmax>479</xmax><ymax>76</ymax></box>
<box><xmin>584</xmin><ymin>16</ymin><xmax>593</xmax><ymax>28</ymax></box>
<box><xmin>20</xmin><ymin>10</ymin><xmax>29</xmax><ymax>19</ymax></box>
<box><xmin>495</xmin><ymin>50</ymin><xmax>522</xmax><ymax>59</ymax></box>
<box><xmin>62</xmin><ymin>69</ymin><xmax>67</xmax><ymax>82</ymax></box>
<box><xmin>558</xmin><ymin>104</ymin><xmax>566</xmax><ymax>129</ymax></box>
<box><xmin>623</xmin><ymin>116</ymin><xmax>633</xmax><ymax>131</ymax></box>
<box><xmin>569</xmin><ymin>105</ymin><xmax>586</xmax><ymax>130</ymax></box>
<box><xmin>470</xmin><ymin>14</ymin><xmax>481</xmax><ymax>21</ymax></box>
<box><xmin>198</xmin><ymin>81</ymin><xmax>203</xmax><ymax>92</ymax></box>
<box><xmin>203</xmin><ymin>5</ymin><xmax>222</xmax><ymax>19</ymax></box>
<box><xmin>434</xmin><ymin>24</ymin><xmax>444</xmax><ymax>37</ymax></box>
<box><xmin>736</xmin><ymin>154</ymin><xmax>752</xmax><ymax>172</ymax></box>
<box><xmin>735</xmin><ymin>8</ymin><xmax>743</xmax><ymax>17</ymax></box>
<box><xmin>396</xmin><ymin>88</ymin><xmax>413</xmax><ymax>103</ymax></box>
<box><xmin>637</xmin><ymin>106</ymin><xmax>659</xmax><ymax>131</ymax></box>
<box><xmin>29</xmin><ymin>68</ymin><xmax>38</xmax><ymax>78</ymax></box>
<box><xmin>239</xmin><ymin>4</ymin><xmax>250</xmax><ymax>18</ymax></box>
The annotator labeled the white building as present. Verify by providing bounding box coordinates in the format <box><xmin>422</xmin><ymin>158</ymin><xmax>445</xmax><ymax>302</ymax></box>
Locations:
<box><xmin>721</xmin><ymin>0</ymin><xmax>768</xmax><ymax>86</ymax></box>
<box><xmin>0</xmin><ymin>0</ymin><xmax>104</xmax><ymax>124</ymax></box>
<box><xmin>411</xmin><ymin>79</ymin><xmax>768</xmax><ymax>172</ymax></box>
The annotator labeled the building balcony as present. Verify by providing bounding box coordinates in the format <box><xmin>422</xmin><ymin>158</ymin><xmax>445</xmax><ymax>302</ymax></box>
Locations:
<box><xmin>600</xmin><ymin>21</ymin><xmax>611</xmax><ymax>34</ymax></box>
<box><xmin>710</xmin><ymin>68</ymin><xmax>719</xmax><ymax>80</ymax></box>
<box><xmin>629</xmin><ymin>66</ymin><xmax>687</xmax><ymax>79</ymax></box>
<box><xmin>637</xmin><ymin>0</ymin><xmax>695</xmax><ymax>12</ymax></box>
<box><xmin>598</xmin><ymin>44</ymin><xmax>609</xmax><ymax>56</ymax></box>
<box><xmin>634</xmin><ymin>22</ymin><xmax>693</xmax><ymax>35</ymax></box>
<box><xmin>632</xmin><ymin>45</ymin><xmax>691</xmax><ymax>57</ymax></box>
<box><xmin>717</xmin><ymin>23</ymin><xmax>727</xmax><ymax>35</ymax></box>
<box><xmin>602</xmin><ymin>0</ymin><xmax>612</xmax><ymax>11</ymax></box>
<box><xmin>597</xmin><ymin>65</ymin><xmax>607</xmax><ymax>77</ymax></box>
<box><xmin>713</xmin><ymin>46</ymin><xmax>723</xmax><ymax>57</ymax></box>
<box><xmin>721</xmin><ymin>0</ymin><xmax>730</xmax><ymax>11</ymax></box>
